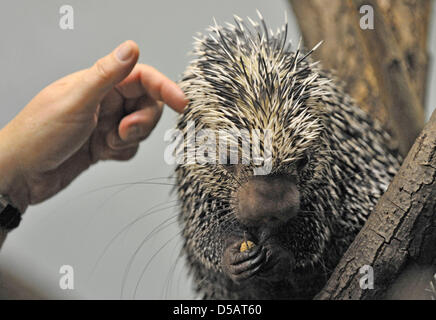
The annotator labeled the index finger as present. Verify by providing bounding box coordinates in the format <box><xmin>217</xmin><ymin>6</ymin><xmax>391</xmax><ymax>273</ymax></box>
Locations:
<box><xmin>115</xmin><ymin>64</ymin><xmax>187</xmax><ymax>113</ymax></box>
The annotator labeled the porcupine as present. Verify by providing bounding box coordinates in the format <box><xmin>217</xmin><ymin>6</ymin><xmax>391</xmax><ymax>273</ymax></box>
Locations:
<box><xmin>173</xmin><ymin>13</ymin><xmax>402</xmax><ymax>299</ymax></box>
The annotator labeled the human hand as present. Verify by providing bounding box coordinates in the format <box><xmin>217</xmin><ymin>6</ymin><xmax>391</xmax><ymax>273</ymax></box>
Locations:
<box><xmin>0</xmin><ymin>40</ymin><xmax>187</xmax><ymax>213</ymax></box>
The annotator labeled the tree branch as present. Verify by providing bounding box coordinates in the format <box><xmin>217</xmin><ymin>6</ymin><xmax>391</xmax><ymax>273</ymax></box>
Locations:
<box><xmin>289</xmin><ymin>0</ymin><xmax>434</xmax><ymax>299</ymax></box>
<box><xmin>315</xmin><ymin>110</ymin><xmax>436</xmax><ymax>299</ymax></box>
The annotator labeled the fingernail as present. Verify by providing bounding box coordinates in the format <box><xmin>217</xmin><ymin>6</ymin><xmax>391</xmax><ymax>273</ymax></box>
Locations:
<box><xmin>116</xmin><ymin>41</ymin><xmax>134</xmax><ymax>62</ymax></box>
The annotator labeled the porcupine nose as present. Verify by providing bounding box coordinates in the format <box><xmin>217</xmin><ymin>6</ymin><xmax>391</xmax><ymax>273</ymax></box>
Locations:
<box><xmin>236</xmin><ymin>175</ymin><xmax>300</xmax><ymax>227</ymax></box>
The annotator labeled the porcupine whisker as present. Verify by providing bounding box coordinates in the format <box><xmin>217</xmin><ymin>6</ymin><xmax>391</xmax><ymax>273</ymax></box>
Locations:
<box><xmin>217</xmin><ymin>216</ymin><xmax>241</xmax><ymax>243</ymax></box>
<box><xmin>121</xmin><ymin>214</ymin><xmax>180</xmax><ymax>299</ymax></box>
<box><xmin>318</xmin><ymin>255</ymin><xmax>334</xmax><ymax>277</ymax></box>
<box><xmin>194</xmin><ymin>276</ymin><xmax>209</xmax><ymax>299</ymax></box>
<box><xmin>222</xmin><ymin>168</ymin><xmax>246</xmax><ymax>190</ymax></box>
<box><xmin>137</xmin><ymin>206</ymin><xmax>234</xmax><ymax>299</ymax></box>
<box><xmin>173</xmin><ymin>247</ymin><xmax>190</xmax><ymax>299</ymax></box>
<box><xmin>224</xmin><ymin>164</ymin><xmax>259</xmax><ymax>190</ymax></box>
<box><xmin>78</xmin><ymin>179</ymin><xmax>178</xmax><ymax>203</ymax></box>
<box><xmin>175</xmin><ymin>251</ymin><xmax>187</xmax><ymax>299</ymax></box>
<box><xmin>202</xmin><ymin>206</ymin><xmax>234</xmax><ymax>226</ymax></box>
<box><xmin>40</xmin><ymin>177</ymin><xmax>177</xmax><ymax>222</ymax></box>
<box><xmin>89</xmin><ymin>201</ymin><xmax>179</xmax><ymax>279</ymax></box>
<box><xmin>75</xmin><ymin>177</ymin><xmax>178</xmax><ymax>200</ymax></box>
<box><xmin>122</xmin><ymin>205</ymin><xmax>231</xmax><ymax>299</ymax></box>
<box><xmin>83</xmin><ymin>183</ymin><xmax>177</xmax><ymax>233</ymax></box>
<box><xmin>189</xmin><ymin>205</ymin><xmax>237</xmax><ymax>240</ymax></box>
<box><xmin>133</xmin><ymin>230</ymin><xmax>183</xmax><ymax>299</ymax></box>
<box><xmin>220</xmin><ymin>165</ymin><xmax>242</xmax><ymax>186</ymax></box>
<box><xmin>162</xmin><ymin>237</ymin><xmax>183</xmax><ymax>298</ymax></box>
<box><xmin>163</xmin><ymin>241</ymin><xmax>184</xmax><ymax>299</ymax></box>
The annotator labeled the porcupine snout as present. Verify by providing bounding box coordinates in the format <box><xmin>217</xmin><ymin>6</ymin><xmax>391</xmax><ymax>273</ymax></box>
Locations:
<box><xmin>235</xmin><ymin>175</ymin><xmax>300</xmax><ymax>227</ymax></box>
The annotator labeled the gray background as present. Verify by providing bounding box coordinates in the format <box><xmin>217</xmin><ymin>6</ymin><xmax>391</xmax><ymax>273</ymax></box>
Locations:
<box><xmin>0</xmin><ymin>0</ymin><xmax>434</xmax><ymax>299</ymax></box>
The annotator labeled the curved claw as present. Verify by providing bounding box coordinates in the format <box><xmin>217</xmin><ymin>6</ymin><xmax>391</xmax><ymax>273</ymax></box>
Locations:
<box><xmin>229</xmin><ymin>262</ymin><xmax>264</xmax><ymax>283</ymax></box>
<box><xmin>222</xmin><ymin>239</ymin><xmax>266</xmax><ymax>284</ymax></box>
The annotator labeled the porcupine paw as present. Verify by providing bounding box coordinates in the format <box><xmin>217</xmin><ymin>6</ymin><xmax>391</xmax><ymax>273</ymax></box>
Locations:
<box><xmin>222</xmin><ymin>239</ymin><xmax>266</xmax><ymax>283</ymax></box>
<box><xmin>255</xmin><ymin>240</ymin><xmax>294</xmax><ymax>282</ymax></box>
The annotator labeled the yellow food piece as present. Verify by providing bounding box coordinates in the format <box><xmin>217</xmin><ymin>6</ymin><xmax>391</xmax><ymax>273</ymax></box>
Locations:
<box><xmin>240</xmin><ymin>240</ymin><xmax>255</xmax><ymax>252</ymax></box>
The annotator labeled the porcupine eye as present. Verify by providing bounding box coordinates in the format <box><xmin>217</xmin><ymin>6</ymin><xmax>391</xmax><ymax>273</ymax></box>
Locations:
<box><xmin>296</xmin><ymin>155</ymin><xmax>309</xmax><ymax>170</ymax></box>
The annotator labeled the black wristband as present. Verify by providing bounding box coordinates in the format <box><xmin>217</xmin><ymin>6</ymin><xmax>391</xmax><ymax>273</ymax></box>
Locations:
<box><xmin>0</xmin><ymin>203</ymin><xmax>22</xmax><ymax>230</ymax></box>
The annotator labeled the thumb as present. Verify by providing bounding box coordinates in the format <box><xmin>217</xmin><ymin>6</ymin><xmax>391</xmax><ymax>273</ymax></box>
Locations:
<box><xmin>82</xmin><ymin>40</ymin><xmax>139</xmax><ymax>98</ymax></box>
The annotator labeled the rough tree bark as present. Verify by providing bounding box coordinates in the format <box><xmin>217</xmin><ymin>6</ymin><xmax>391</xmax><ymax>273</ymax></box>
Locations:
<box><xmin>289</xmin><ymin>0</ymin><xmax>435</xmax><ymax>299</ymax></box>
<box><xmin>316</xmin><ymin>110</ymin><xmax>436</xmax><ymax>300</ymax></box>
<box><xmin>289</xmin><ymin>0</ymin><xmax>430</xmax><ymax>156</ymax></box>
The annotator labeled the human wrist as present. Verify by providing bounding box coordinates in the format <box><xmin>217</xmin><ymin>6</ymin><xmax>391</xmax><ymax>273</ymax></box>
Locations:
<box><xmin>0</xmin><ymin>127</ymin><xmax>30</xmax><ymax>214</ymax></box>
